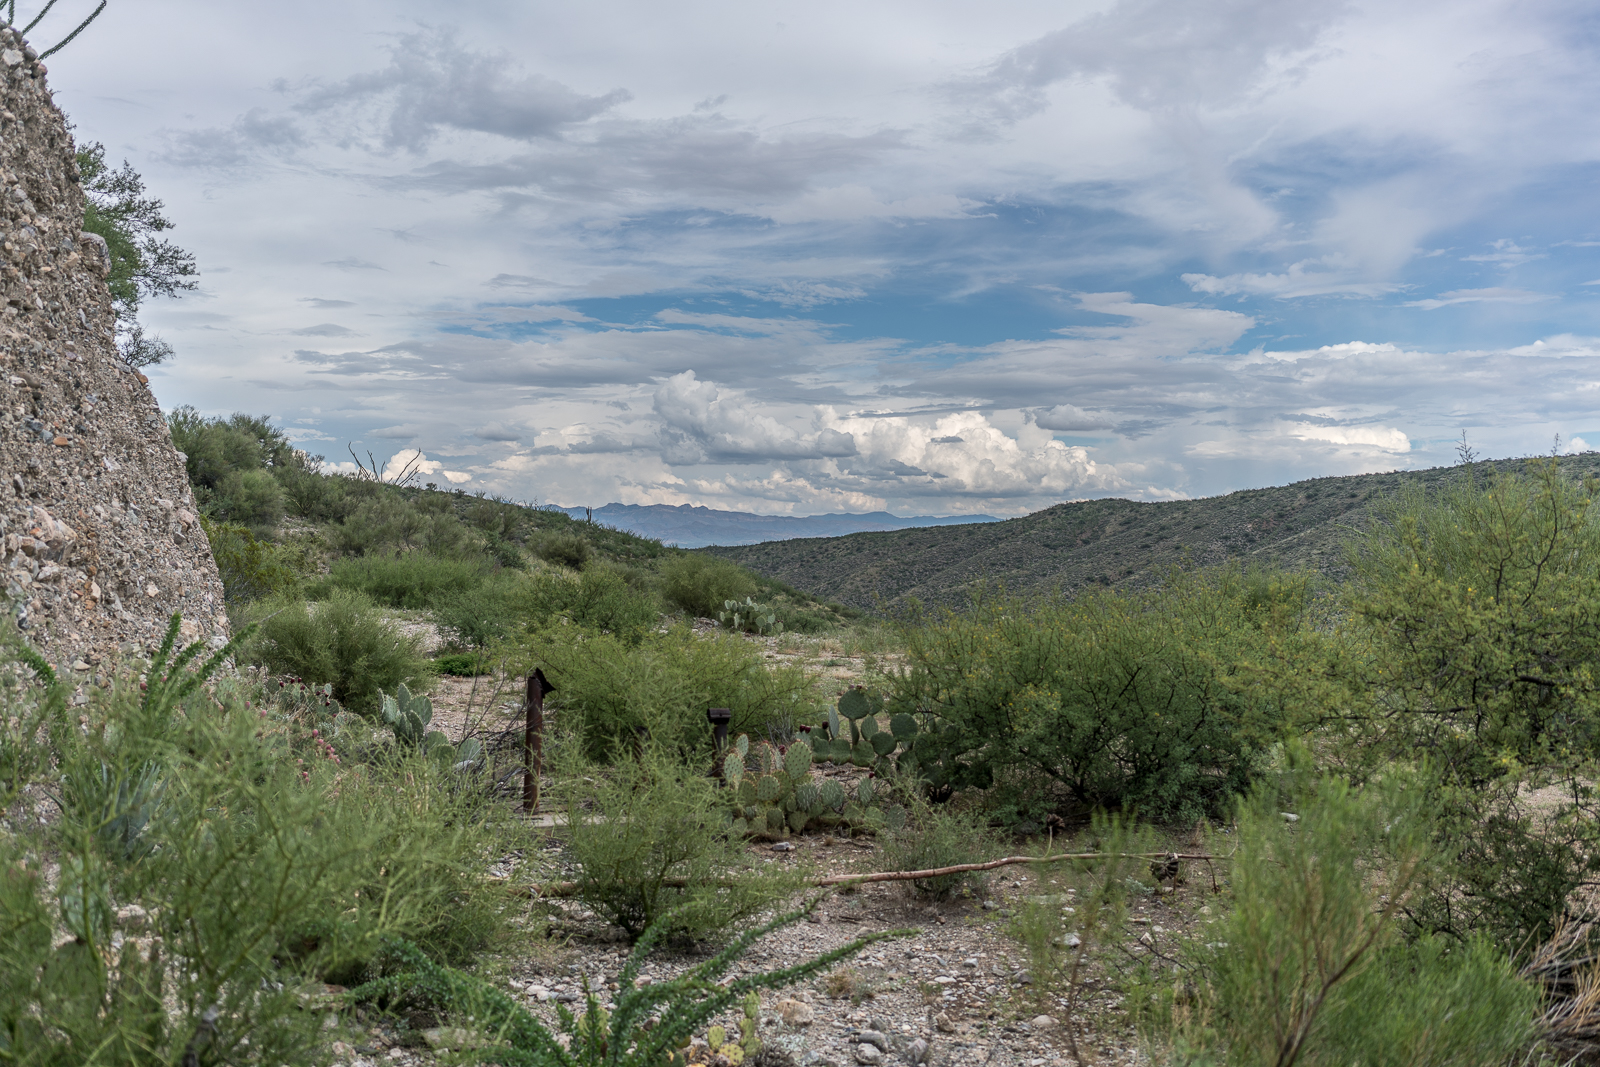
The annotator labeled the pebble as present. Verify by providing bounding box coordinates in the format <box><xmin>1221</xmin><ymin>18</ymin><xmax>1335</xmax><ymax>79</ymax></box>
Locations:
<box><xmin>934</xmin><ymin>1013</ymin><xmax>957</xmax><ymax>1033</ymax></box>
<box><xmin>1030</xmin><ymin>1016</ymin><xmax>1058</xmax><ymax>1030</ymax></box>
<box><xmin>772</xmin><ymin>841</ymin><xmax>796</xmax><ymax>851</ymax></box>
<box><xmin>853</xmin><ymin>1044</ymin><xmax>883</xmax><ymax>1065</ymax></box>
<box><xmin>907</xmin><ymin>1037</ymin><xmax>930</xmax><ymax>1064</ymax></box>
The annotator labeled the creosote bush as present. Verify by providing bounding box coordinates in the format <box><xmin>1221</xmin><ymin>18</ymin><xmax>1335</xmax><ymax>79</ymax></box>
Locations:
<box><xmin>891</xmin><ymin>567</ymin><xmax>1313</xmax><ymax>822</ymax></box>
<box><xmin>242</xmin><ymin>589</ymin><xmax>433</xmax><ymax>715</ymax></box>
<box><xmin>518</xmin><ymin>622</ymin><xmax>815</xmax><ymax>761</ymax></box>
<box><xmin>660</xmin><ymin>553</ymin><xmax>757</xmax><ymax>619</ymax></box>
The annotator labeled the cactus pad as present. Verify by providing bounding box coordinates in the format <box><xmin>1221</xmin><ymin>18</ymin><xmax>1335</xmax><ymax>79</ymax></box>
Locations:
<box><xmin>819</xmin><ymin>779</ymin><xmax>846</xmax><ymax>811</ymax></box>
<box><xmin>890</xmin><ymin>713</ymin><xmax>918</xmax><ymax>741</ymax></box>
<box><xmin>795</xmin><ymin>780</ymin><xmax>821</xmax><ymax>812</ymax></box>
<box><xmin>723</xmin><ymin>751</ymin><xmax>744</xmax><ymax>784</ymax></box>
<box><xmin>838</xmin><ymin>688</ymin><xmax>871</xmax><ymax>720</ymax></box>
<box><xmin>856</xmin><ymin>778</ymin><xmax>876</xmax><ymax>807</ymax></box>
<box><xmin>784</xmin><ymin>740</ymin><xmax>813</xmax><ymax>779</ymax></box>
<box><xmin>756</xmin><ymin>774</ymin><xmax>782</xmax><ymax>803</ymax></box>
<box><xmin>871</xmin><ymin>732</ymin><xmax>897</xmax><ymax>757</ymax></box>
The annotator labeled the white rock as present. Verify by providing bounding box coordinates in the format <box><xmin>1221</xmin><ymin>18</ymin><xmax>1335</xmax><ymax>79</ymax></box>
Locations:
<box><xmin>1030</xmin><ymin>1015</ymin><xmax>1058</xmax><ymax>1030</ymax></box>
<box><xmin>777</xmin><ymin>998</ymin><xmax>814</xmax><ymax>1026</ymax></box>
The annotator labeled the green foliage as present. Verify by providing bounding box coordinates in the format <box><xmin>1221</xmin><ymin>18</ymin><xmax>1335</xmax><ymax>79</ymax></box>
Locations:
<box><xmin>1164</xmin><ymin>768</ymin><xmax>1537</xmax><ymax>1066</ymax></box>
<box><xmin>1340</xmin><ymin>460</ymin><xmax>1600</xmax><ymax>948</ymax></box>
<box><xmin>890</xmin><ymin>570</ymin><xmax>1311</xmax><ymax>822</ymax></box>
<box><xmin>76</xmin><ymin>140</ymin><xmax>197</xmax><ymax>339</ymax></box>
<box><xmin>329</xmin><ymin>492</ymin><xmax>483</xmax><ymax>559</ymax></box>
<box><xmin>169</xmin><ymin>407</ymin><xmax>320</xmax><ymax>531</ymax></box>
<box><xmin>660</xmin><ymin>553</ymin><xmax>757</xmax><ymax>618</ymax></box>
<box><xmin>202</xmin><ymin>518</ymin><xmax>305</xmax><ymax>603</ymax></box>
<box><xmin>325</xmin><ymin>552</ymin><xmax>493</xmax><ymax>610</ymax></box>
<box><xmin>436</xmin><ymin>566</ymin><xmax>659</xmax><ymax>650</ymax></box>
<box><xmin>552</xmin><ymin>749</ymin><xmax>804</xmax><ymax>941</ymax></box>
<box><xmin>520</xmin><ymin>623</ymin><xmax>814</xmax><ymax>762</ymax></box>
<box><xmin>0</xmin><ymin>615</ymin><xmax>517</xmax><ymax>1062</ymax></box>
<box><xmin>435</xmin><ymin>651</ymin><xmax>489</xmax><ymax>676</ymax></box>
<box><xmin>347</xmin><ymin>899</ymin><xmax>910</xmax><ymax>1067</ymax></box>
<box><xmin>380</xmin><ymin>683</ymin><xmax>484</xmax><ymax>770</ymax></box>
<box><xmin>242</xmin><ymin>589</ymin><xmax>433</xmax><ymax>715</ymax></box>
<box><xmin>718</xmin><ymin>596</ymin><xmax>783</xmax><ymax>636</ymax></box>
<box><xmin>876</xmin><ymin>783</ymin><xmax>995</xmax><ymax>900</ymax></box>
<box><xmin>536</xmin><ymin>531</ymin><xmax>593</xmax><ymax>569</ymax></box>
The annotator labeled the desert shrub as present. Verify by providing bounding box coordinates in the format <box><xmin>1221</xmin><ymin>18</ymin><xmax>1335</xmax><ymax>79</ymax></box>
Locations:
<box><xmin>876</xmin><ymin>783</ymin><xmax>999</xmax><ymax>900</ymax></box>
<box><xmin>660</xmin><ymin>553</ymin><xmax>757</xmax><ymax>618</ymax></box>
<box><xmin>242</xmin><ymin>590</ymin><xmax>432</xmax><ymax>715</ymax></box>
<box><xmin>278</xmin><ymin>465</ymin><xmax>349</xmax><ymax>520</ymax></box>
<box><xmin>0</xmin><ymin>622</ymin><xmax>517</xmax><ymax>1063</ymax></box>
<box><xmin>215</xmin><ymin>467</ymin><xmax>285</xmax><ymax>530</ymax></box>
<box><xmin>551</xmin><ymin>747</ymin><xmax>804</xmax><ymax>940</ymax></box>
<box><xmin>435</xmin><ymin>651</ymin><xmax>489</xmax><ymax>676</ymax></box>
<box><xmin>1166</xmin><ymin>767</ymin><xmax>1538</xmax><ymax>1066</ymax></box>
<box><xmin>328</xmin><ymin>492</ymin><xmax>480</xmax><ymax>558</ymax></box>
<box><xmin>536</xmin><ymin>530</ymin><xmax>592</xmax><ymax>569</ymax></box>
<box><xmin>203</xmin><ymin>517</ymin><xmax>302</xmax><ymax>602</ymax></box>
<box><xmin>1342</xmin><ymin>460</ymin><xmax>1600</xmax><ymax>948</ymax></box>
<box><xmin>325</xmin><ymin>552</ymin><xmax>492</xmax><ymax>609</ymax></box>
<box><xmin>436</xmin><ymin>566</ymin><xmax>659</xmax><ymax>649</ymax></box>
<box><xmin>891</xmin><ymin>568</ymin><xmax>1311</xmax><ymax>822</ymax></box>
<box><xmin>518</xmin><ymin>623</ymin><xmax>816</xmax><ymax>762</ymax></box>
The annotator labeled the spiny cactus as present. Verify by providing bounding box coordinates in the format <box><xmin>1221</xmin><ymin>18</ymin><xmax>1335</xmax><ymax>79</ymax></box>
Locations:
<box><xmin>382</xmin><ymin>682</ymin><xmax>433</xmax><ymax>747</ymax></box>
<box><xmin>381</xmin><ymin>684</ymin><xmax>483</xmax><ymax>772</ymax></box>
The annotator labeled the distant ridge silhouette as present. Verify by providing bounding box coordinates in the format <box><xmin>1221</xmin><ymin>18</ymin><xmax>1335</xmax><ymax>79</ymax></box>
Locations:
<box><xmin>548</xmin><ymin>502</ymin><xmax>997</xmax><ymax>548</ymax></box>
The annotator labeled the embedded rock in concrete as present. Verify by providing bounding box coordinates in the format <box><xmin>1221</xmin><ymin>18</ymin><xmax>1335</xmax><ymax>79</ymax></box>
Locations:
<box><xmin>0</xmin><ymin>26</ymin><xmax>226</xmax><ymax>672</ymax></box>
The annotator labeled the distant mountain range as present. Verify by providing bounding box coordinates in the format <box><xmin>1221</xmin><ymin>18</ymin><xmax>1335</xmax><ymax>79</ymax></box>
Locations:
<box><xmin>704</xmin><ymin>455</ymin><xmax>1600</xmax><ymax>611</ymax></box>
<box><xmin>548</xmin><ymin>503</ymin><xmax>998</xmax><ymax>548</ymax></box>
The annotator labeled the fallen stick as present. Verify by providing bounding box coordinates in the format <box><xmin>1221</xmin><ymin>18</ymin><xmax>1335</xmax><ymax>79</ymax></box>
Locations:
<box><xmin>521</xmin><ymin>851</ymin><xmax>1216</xmax><ymax>899</ymax></box>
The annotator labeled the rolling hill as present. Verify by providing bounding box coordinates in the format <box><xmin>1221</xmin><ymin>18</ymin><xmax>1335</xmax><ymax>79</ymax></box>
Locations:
<box><xmin>546</xmin><ymin>502</ymin><xmax>996</xmax><ymax>547</ymax></box>
<box><xmin>703</xmin><ymin>455</ymin><xmax>1600</xmax><ymax>611</ymax></box>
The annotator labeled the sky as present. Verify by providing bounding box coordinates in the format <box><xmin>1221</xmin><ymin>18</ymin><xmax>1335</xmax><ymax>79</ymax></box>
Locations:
<box><xmin>32</xmin><ymin>0</ymin><xmax>1600</xmax><ymax>515</ymax></box>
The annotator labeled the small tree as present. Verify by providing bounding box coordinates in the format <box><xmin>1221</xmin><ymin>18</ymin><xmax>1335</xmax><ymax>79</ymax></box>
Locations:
<box><xmin>76</xmin><ymin>141</ymin><xmax>198</xmax><ymax>367</ymax></box>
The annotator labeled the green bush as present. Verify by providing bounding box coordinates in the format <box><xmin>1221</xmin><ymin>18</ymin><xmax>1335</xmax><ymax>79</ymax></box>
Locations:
<box><xmin>519</xmin><ymin>623</ymin><xmax>816</xmax><ymax>762</ymax></box>
<box><xmin>435</xmin><ymin>651</ymin><xmax>489</xmax><ymax>676</ymax></box>
<box><xmin>1340</xmin><ymin>460</ymin><xmax>1600</xmax><ymax>948</ymax></box>
<box><xmin>325</xmin><ymin>552</ymin><xmax>492</xmax><ymax>610</ymax></box>
<box><xmin>552</xmin><ymin>748</ymin><xmax>803</xmax><ymax>941</ymax></box>
<box><xmin>0</xmin><ymin>623</ymin><xmax>517</xmax><ymax>1063</ymax></box>
<box><xmin>242</xmin><ymin>590</ymin><xmax>433</xmax><ymax>715</ymax></box>
<box><xmin>328</xmin><ymin>493</ymin><xmax>480</xmax><ymax>558</ymax></box>
<box><xmin>202</xmin><ymin>517</ymin><xmax>302</xmax><ymax>603</ymax></box>
<box><xmin>660</xmin><ymin>553</ymin><xmax>757</xmax><ymax>618</ymax></box>
<box><xmin>536</xmin><ymin>530</ymin><xmax>592</xmax><ymax>569</ymax></box>
<box><xmin>435</xmin><ymin>566</ymin><xmax>659</xmax><ymax>650</ymax></box>
<box><xmin>1167</xmin><ymin>766</ymin><xmax>1538</xmax><ymax>1066</ymax></box>
<box><xmin>891</xmin><ymin>568</ymin><xmax>1310</xmax><ymax>822</ymax></box>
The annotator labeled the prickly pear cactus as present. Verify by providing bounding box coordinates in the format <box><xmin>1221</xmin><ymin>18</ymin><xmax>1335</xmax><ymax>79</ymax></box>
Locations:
<box><xmin>382</xmin><ymin>682</ymin><xmax>433</xmax><ymax>747</ymax></box>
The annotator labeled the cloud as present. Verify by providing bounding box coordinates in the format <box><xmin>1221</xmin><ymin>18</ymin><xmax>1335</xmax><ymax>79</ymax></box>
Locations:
<box><xmin>324</xmin><ymin>258</ymin><xmax>387</xmax><ymax>271</ymax></box>
<box><xmin>164</xmin><ymin>107</ymin><xmax>305</xmax><ymax>167</ymax></box>
<box><xmin>294</xmin><ymin>31</ymin><xmax>630</xmax><ymax>152</ymax></box>
<box><xmin>1461</xmin><ymin>239</ymin><xmax>1543</xmax><ymax>267</ymax></box>
<box><xmin>291</xmin><ymin>323</ymin><xmax>360</xmax><ymax>337</ymax></box>
<box><xmin>1182</xmin><ymin>259</ymin><xmax>1406</xmax><ymax>298</ymax></box>
<box><xmin>300</xmin><ymin>297</ymin><xmax>356</xmax><ymax>309</ymax></box>
<box><xmin>1033</xmin><ymin>404</ymin><xmax>1117</xmax><ymax>432</ymax></box>
<box><xmin>652</xmin><ymin>371</ymin><xmax>857</xmax><ymax>463</ymax></box>
<box><xmin>1403</xmin><ymin>287</ymin><xmax>1554</xmax><ymax>310</ymax></box>
<box><xmin>738</xmin><ymin>281</ymin><xmax>869</xmax><ymax>308</ymax></box>
<box><xmin>383</xmin><ymin>448</ymin><xmax>471</xmax><ymax>484</ymax></box>
<box><xmin>952</xmin><ymin>0</ymin><xmax>1348</xmax><ymax>124</ymax></box>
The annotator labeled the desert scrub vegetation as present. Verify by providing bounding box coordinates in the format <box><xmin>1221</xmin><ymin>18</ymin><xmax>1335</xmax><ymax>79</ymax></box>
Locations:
<box><xmin>0</xmin><ymin>616</ymin><xmax>528</xmax><ymax>1063</ymax></box>
<box><xmin>889</xmin><ymin>564</ymin><xmax>1321</xmax><ymax>824</ymax></box>
<box><xmin>511</xmin><ymin>621</ymin><xmax>818</xmax><ymax>761</ymax></box>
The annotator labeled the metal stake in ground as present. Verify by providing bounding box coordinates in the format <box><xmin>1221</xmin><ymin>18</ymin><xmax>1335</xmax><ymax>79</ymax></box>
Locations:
<box><xmin>708</xmin><ymin>707</ymin><xmax>732</xmax><ymax>778</ymax></box>
<box><xmin>524</xmin><ymin>668</ymin><xmax>553</xmax><ymax>814</ymax></box>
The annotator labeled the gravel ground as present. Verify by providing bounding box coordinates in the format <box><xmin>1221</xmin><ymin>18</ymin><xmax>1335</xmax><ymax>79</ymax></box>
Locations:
<box><xmin>325</xmin><ymin>827</ymin><xmax>1226</xmax><ymax>1067</ymax></box>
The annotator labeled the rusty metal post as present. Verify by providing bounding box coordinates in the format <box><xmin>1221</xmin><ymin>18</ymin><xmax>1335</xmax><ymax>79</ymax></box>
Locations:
<box><xmin>524</xmin><ymin>668</ymin><xmax>553</xmax><ymax>815</ymax></box>
<box><xmin>707</xmin><ymin>707</ymin><xmax>732</xmax><ymax>778</ymax></box>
